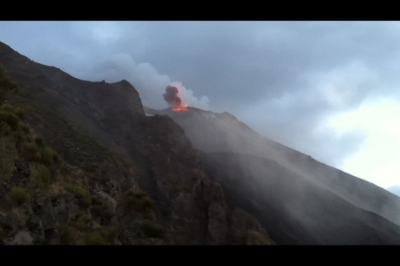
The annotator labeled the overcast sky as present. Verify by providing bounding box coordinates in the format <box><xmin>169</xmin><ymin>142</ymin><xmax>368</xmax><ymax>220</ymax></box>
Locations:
<box><xmin>1</xmin><ymin>21</ymin><xmax>399</xmax><ymax>190</ymax></box>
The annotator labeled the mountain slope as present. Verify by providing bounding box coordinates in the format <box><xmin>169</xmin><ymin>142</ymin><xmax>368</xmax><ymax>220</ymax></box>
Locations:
<box><xmin>2</xmin><ymin>39</ymin><xmax>399</xmax><ymax>245</ymax></box>
<box><xmin>145</xmin><ymin>106</ymin><xmax>400</xmax><ymax>244</ymax></box>
<box><xmin>0</xmin><ymin>41</ymin><xmax>274</xmax><ymax>245</ymax></box>
<box><xmin>202</xmin><ymin>152</ymin><xmax>400</xmax><ymax>245</ymax></box>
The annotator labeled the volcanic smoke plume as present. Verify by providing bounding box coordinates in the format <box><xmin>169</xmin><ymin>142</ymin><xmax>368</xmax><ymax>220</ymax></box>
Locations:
<box><xmin>163</xmin><ymin>85</ymin><xmax>188</xmax><ymax>111</ymax></box>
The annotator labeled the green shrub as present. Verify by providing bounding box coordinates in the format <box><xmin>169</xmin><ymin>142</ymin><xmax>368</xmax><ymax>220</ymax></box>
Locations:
<box><xmin>19</xmin><ymin>123</ymin><xmax>30</xmax><ymax>135</ymax></box>
<box><xmin>0</xmin><ymin>121</ymin><xmax>12</xmax><ymax>136</ymax></box>
<box><xmin>98</xmin><ymin>226</ymin><xmax>120</xmax><ymax>242</ymax></box>
<box><xmin>0</xmin><ymin>109</ymin><xmax>20</xmax><ymax>130</ymax></box>
<box><xmin>15</xmin><ymin>108</ymin><xmax>26</xmax><ymax>120</ymax></box>
<box><xmin>0</xmin><ymin>103</ymin><xmax>15</xmax><ymax>112</ymax></box>
<box><xmin>90</xmin><ymin>196</ymin><xmax>103</xmax><ymax>206</ymax></box>
<box><xmin>52</xmin><ymin>152</ymin><xmax>60</xmax><ymax>164</ymax></box>
<box><xmin>39</xmin><ymin>146</ymin><xmax>54</xmax><ymax>166</ymax></box>
<box><xmin>0</xmin><ymin>66</ymin><xmax>18</xmax><ymax>103</ymax></box>
<box><xmin>34</xmin><ymin>136</ymin><xmax>44</xmax><ymax>147</ymax></box>
<box><xmin>118</xmin><ymin>190</ymin><xmax>153</xmax><ymax>212</ymax></box>
<box><xmin>10</xmin><ymin>186</ymin><xmax>31</xmax><ymax>205</ymax></box>
<box><xmin>57</xmin><ymin>223</ymin><xmax>76</xmax><ymax>245</ymax></box>
<box><xmin>65</xmin><ymin>184</ymin><xmax>92</xmax><ymax>208</ymax></box>
<box><xmin>21</xmin><ymin>141</ymin><xmax>40</xmax><ymax>161</ymax></box>
<box><xmin>32</xmin><ymin>163</ymin><xmax>52</xmax><ymax>188</ymax></box>
<box><xmin>12</xmin><ymin>129</ymin><xmax>26</xmax><ymax>144</ymax></box>
<box><xmin>0</xmin><ymin>66</ymin><xmax>18</xmax><ymax>90</ymax></box>
<box><xmin>0</xmin><ymin>135</ymin><xmax>17</xmax><ymax>181</ymax></box>
<box><xmin>90</xmin><ymin>204</ymin><xmax>111</xmax><ymax>220</ymax></box>
<box><xmin>75</xmin><ymin>215</ymin><xmax>91</xmax><ymax>231</ymax></box>
<box><xmin>84</xmin><ymin>232</ymin><xmax>107</xmax><ymax>245</ymax></box>
<box><xmin>140</xmin><ymin>220</ymin><xmax>166</xmax><ymax>239</ymax></box>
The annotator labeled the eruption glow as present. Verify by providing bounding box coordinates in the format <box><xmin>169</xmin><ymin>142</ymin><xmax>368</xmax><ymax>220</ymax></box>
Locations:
<box><xmin>163</xmin><ymin>85</ymin><xmax>188</xmax><ymax>111</ymax></box>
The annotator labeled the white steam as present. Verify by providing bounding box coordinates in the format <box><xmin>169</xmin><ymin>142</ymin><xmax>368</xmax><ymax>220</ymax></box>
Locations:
<box><xmin>89</xmin><ymin>53</ymin><xmax>210</xmax><ymax>110</ymax></box>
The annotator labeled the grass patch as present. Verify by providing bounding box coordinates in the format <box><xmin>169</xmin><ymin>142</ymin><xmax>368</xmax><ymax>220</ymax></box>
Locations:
<box><xmin>0</xmin><ymin>65</ymin><xmax>18</xmax><ymax>104</ymax></box>
<box><xmin>15</xmin><ymin>107</ymin><xmax>25</xmax><ymax>120</ymax></box>
<box><xmin>0</xmin><ymin>109</ymin><xmax>20</xmax><ymax>130</ymax></box>
<box><xmin>34</xmin><ymin>136</ymin><xmax>44</xmax><ymax>147</ymax></box>
<box><xmin>10</xmin><ymin>186</ymin><xmax>31</xmax><ymax>205</ymax></box>
<box><xmin>12</xmin><ymin>128</ymin><xmax>26</xmax><ymax>144</ymax></box>
<box><xmin>57</xmin><ymin>223</ymin><xmax>77</xmax><ymax>245</ymax></box>
<box><xmin>98</xmin><ymin>226</ymin><xmax>120</xmax><ymax>242</ymax></box>
<box><xmin>21</xmin><ymin>141</ymin><xmax>40</xmax><ymax>161</ymax></box>
<box><xmin>89</xmin><ymin>196</ymin><xmax>112</xmax><ymax>220</ymax></box>
<box><xmin>118</xmin><ymin>190</ymin><xmax>153</xmax><ymax>213</ymax></box>
<box><xmin>74</xmin><ymin>215</ymin><xmax>91</xmax><ymax>231</ymax></box>
<box><xmin>39</xmin><ymin>146</ymin><xmax>55</xmax><ymax>166</ymax></box>
<box><xmin>19</xmin><ymin>123</ymin><xmax>29</xmax><ymax>134</ymax></box>
<box><xmin>32</xmin><ymin>163</ymin><xmax>52</xmax><ymax>189</ymax></box>
<box><xmin>0</xmin><ymin>135</ymin><xmax>17</xmax><ymax>181</ymax></box>
<box><xmin>65</xmin><ymin>184</ymin><xmax>92</xmax><ymax>208</ymax></box>
<box><xmin>140</xmin><ymin>220</ymin><xmax>166</xmax><ymax>239</ymax></box>
<box><xmin>0</xmin><ymin>121</ymin><xmax>12</xmax><ymax>136</ymax></box>
<box><xmin>90</xmin><ymin>204</ymin><xmax>111</xmax><ymax>220</ymax></box>
<box><xmin>84</xmin><ymin>232</ymin><xmax>107</xmax><ymax>245</ymax></box>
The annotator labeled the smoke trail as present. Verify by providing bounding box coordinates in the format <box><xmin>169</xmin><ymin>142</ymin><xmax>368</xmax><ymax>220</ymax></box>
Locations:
<box><xmin>88</xmin><ymin>53</ymin><xmax>211</xmax><ymax>110</ymax></box>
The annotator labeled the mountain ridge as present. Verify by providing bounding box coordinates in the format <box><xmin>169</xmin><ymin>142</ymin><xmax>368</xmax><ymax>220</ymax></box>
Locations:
<box><xmin>1</xmin><ymin>40</ymin><xmax>400</xmax><ymax>245</ymax></box>
<box><xmin>145</xmin><ymin>105</ymin><xmax>400</xmax><ymax>227</ymax></box>
<box><xmin>0</xmin><ymin>41</ymin><xmax>274</xmax><ymax>245</ymax></box>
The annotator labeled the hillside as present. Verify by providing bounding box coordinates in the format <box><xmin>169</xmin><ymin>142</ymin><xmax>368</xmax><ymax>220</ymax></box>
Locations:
<box><xmin>0</xmin><ymin>41</ymin><xmax>273</xmax><ymax>245</ymax></box>
<box><xmin>145</xmin><ymin>103</ymin><xmax>400</xmax><ymax>244</ymax></box>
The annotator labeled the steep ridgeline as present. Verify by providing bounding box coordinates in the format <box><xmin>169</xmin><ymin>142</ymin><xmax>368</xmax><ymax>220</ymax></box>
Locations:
<box><xmin>145</xmin><ymin>106</ymin><xmax>400</xmax><ymax>245</ymax></box>
<box><xmin>0</xmin><ymin>41</ymin><xmax>274</xmax><ymax>245</ymax></box>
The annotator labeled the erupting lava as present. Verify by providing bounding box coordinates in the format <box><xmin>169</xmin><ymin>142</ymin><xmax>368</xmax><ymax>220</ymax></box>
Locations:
<box><xmin>163</xmin><ymin>85</ymin><xmax>188</xmax><ymax>111</ymax></box>
<box><xmin>172</xmin><ymin>104</ymin><xmax>188</xmax><ymax>111</ymax></box>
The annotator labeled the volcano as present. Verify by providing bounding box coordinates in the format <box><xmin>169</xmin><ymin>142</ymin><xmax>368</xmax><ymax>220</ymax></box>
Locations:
<box><xmin>144</xmin><ymin>105</ymin><xmax>400</xmax><ymax>245</ymax></box>
<box><xmin>1</xmin><ymin>40</ymin><xmax>400</xmax><ymax>245</ymax></box>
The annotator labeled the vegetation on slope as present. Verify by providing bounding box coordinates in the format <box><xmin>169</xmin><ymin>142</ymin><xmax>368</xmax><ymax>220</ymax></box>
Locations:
<box><xmin>0</xmin><ymin>60</ymin><xmax>274</xmax><ymax>245</ymax></box>
<box><xmin>0</xmin><ymin>65</ymin><xmax>168</xmax><ymax>245</ymax></box>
